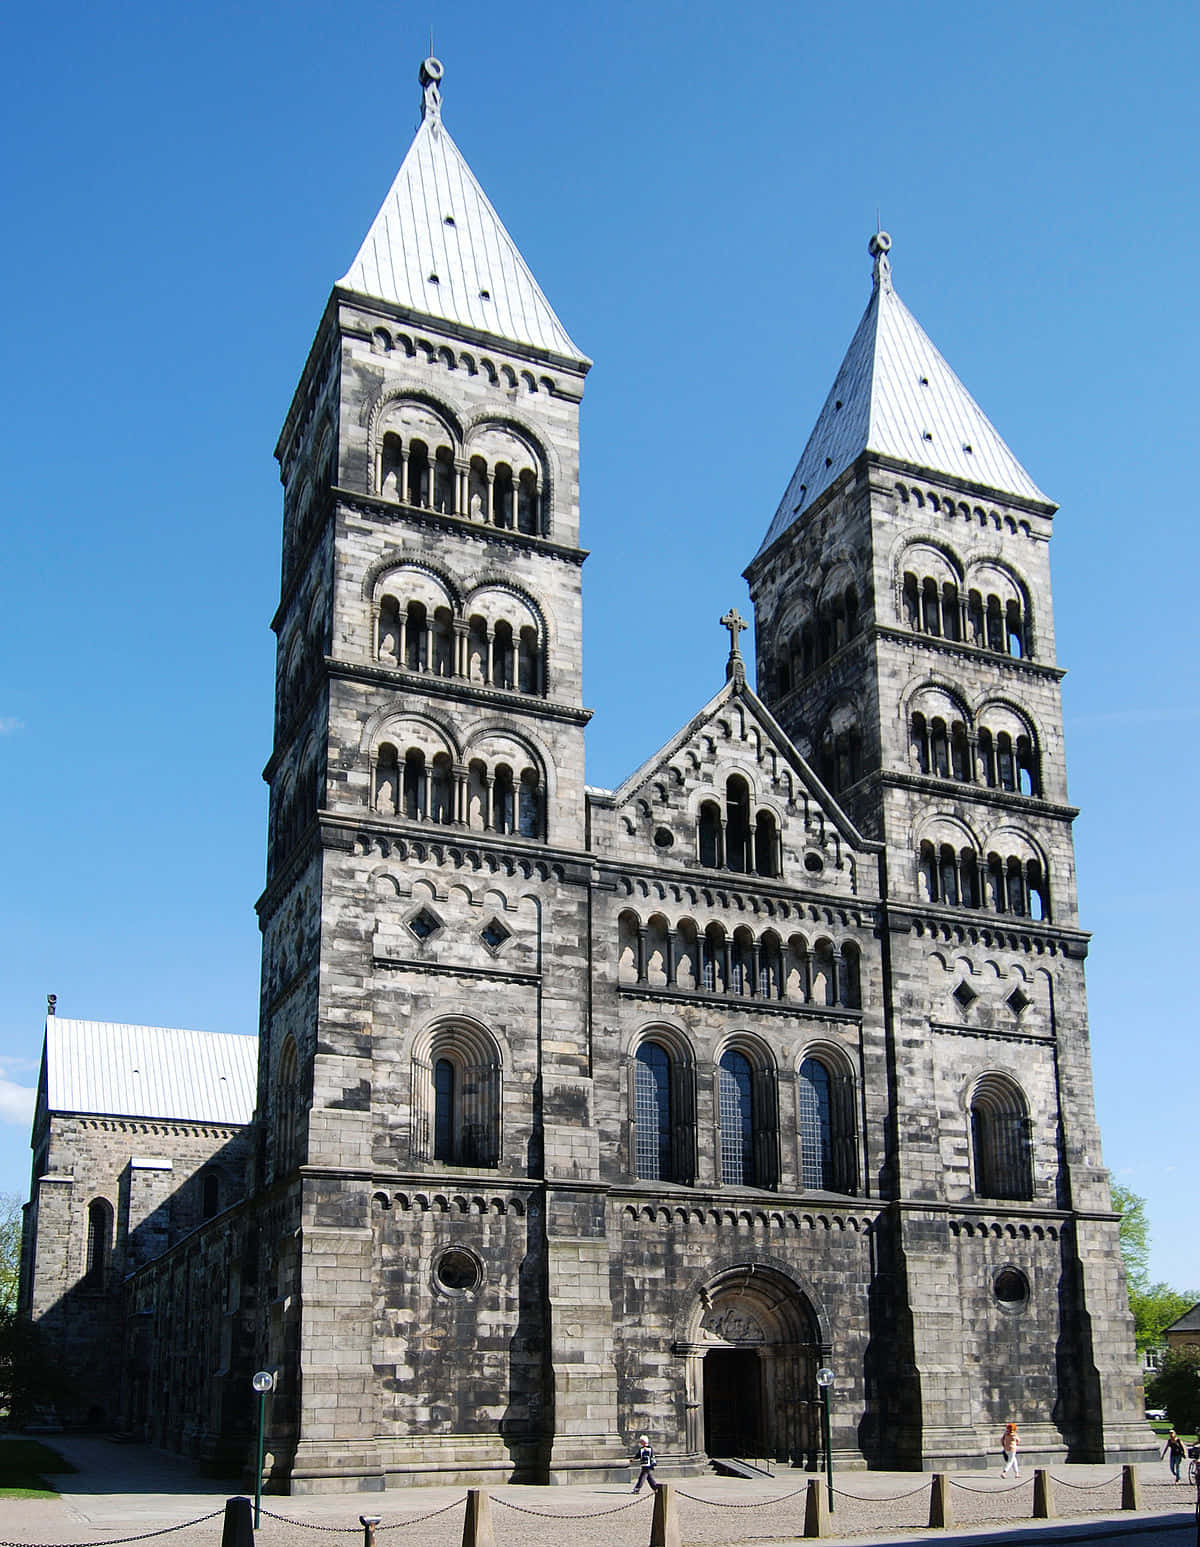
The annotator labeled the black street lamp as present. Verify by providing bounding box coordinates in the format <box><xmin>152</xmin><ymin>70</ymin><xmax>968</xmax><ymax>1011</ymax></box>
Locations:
<box><xmin>816</xmin><ymin>1365</ymin><xmax>835</xmax><ymax>1512</ymax></box>
<box><xmin>251</xmin><ymin>1370</ymin><xmax>275</xmax><ymax>1527</ymax></box>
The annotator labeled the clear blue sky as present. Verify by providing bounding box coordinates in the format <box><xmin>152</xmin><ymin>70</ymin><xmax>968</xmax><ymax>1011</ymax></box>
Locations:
<box><xmin>2</xmin><ymin>1</ymin><xmax>1197</xmax><ymax>1290</ymax></box>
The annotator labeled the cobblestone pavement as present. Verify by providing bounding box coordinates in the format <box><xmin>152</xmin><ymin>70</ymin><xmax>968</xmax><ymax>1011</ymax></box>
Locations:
<box><xmin>1</xmin><ymin>1438</ymin><xmax>1195</xmax><ymax>1547</ymax></box>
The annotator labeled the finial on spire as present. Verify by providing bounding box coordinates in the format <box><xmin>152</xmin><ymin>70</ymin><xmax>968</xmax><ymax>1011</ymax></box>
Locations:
<box><xmin>720</xmin><ymin>607</ymin><xmax>748</xmax><ymax>685</ymax></box>
<box><xmin>47</xmin><ymin>993</ymin><xmax>57</xmax><ymax>1016</ymax></box>
<box><xmin>869</xmin><ymin>229</ymin><xmax>892</xmax><ymax>290</ymax></box>
<box><xmin>420</xmin><ymin>57</ymin><xmax>444</xmax><ymax>126</ymax></box>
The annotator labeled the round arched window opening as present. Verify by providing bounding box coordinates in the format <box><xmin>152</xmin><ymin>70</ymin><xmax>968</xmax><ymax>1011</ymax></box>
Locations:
<box><xmin>993</xmin><ymin>1267</ymin><xmax>1029</xmax><ymax>1309</ymax></box>
<box><xmin>653</xmin><ymin>827</ymin><xmax>674</xmax><ymax>849</ymax></box>
<box><xmin>435</xmin><ymin>1248</ymin><xmax>483</xmax><ymax>1292</ymax></box>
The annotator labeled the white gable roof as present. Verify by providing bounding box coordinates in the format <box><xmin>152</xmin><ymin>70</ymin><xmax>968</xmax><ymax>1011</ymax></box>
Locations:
<box><xmin>756</xmin><ymin>239</ymin><xmax>1048</xmax><ymax>558</ymax></box>
<box><xmin>44</xmin><ymin>1018</ymin><xmax>257</xmax><ymax>1126</ymax></box>
<box><xmin>338</xmin><ymin>63</ymin><xmax>586</xmax><ymax>365</ymax></box>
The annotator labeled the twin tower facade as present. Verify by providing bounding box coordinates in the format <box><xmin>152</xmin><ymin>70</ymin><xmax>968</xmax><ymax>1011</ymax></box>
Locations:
<box><xmin>129</xmin><ymin>60</ymin><xmax>1148</xmax><ymax>1485</ymax></box>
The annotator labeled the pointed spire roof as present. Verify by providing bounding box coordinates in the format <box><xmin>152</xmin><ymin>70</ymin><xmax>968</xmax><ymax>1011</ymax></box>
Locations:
<box><xmin>755</xmin><ymin>233</ymin><xmax>1048</xmax><ymax>558</ymax></box>
<box><xmin>338</xmin><ymin>59</ymin><xmax>587</xmax><ymax>365</ymax></box>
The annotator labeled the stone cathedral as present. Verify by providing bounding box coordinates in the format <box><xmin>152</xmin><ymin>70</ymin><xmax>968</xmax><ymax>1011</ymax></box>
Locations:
<box><xmin>20</xmin><ymin>58</ymin><xmax>1153</xmax><ymax>1489</ymax></box>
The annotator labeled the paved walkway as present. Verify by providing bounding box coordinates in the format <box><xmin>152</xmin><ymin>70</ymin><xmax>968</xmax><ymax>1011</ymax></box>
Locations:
<box><xmin>1</xmin><ymin>1437</ymin><xmax>1196</xmax><ymax>1547</ymax></box>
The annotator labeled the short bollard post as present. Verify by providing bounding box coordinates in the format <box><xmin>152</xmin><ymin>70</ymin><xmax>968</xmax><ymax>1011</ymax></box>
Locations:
<box><xmin>804</xmin><ymin>1476</ymin><xmax>829</xmax><ymax>1538</ymax></box>
<box><xmin>928</xmin><ymin>1472</ymin><xmax>953</xmax><ymax>1529</ymax></box>
<box><xmin>1033</xmin><ymin>1469</ymin><xmax>1055</xmax><ymax>1518</ymax></box>
<box><xmin>359</xmin><ymin>1515</ymin><xmax>381</xmax><ymax>1547</ymax></box>
<box><xmin>221</xmin><ymin>1497</ymin><xmax>254</xmax><ymax>1547</ymax></box>
<box><xmin>649</xmin><ymin>1482</ymin><xmax>681</xmax><ymax>1547</ymax></box>
<box><xmin>1121</xmin><ymin>1464</ymin><xmax>1141</xmax><ymax>1511</ymax></box>
<box><xmin>461</xmin><ymin>1487</ymin><xmax>495</xmax><ymax>1547</ymax></box>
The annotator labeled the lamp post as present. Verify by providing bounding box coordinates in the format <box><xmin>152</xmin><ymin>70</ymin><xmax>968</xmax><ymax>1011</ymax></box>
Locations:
<box><xmin>816</xmin><ymin>1366</ymin><xmax>835</xmax><ymax>1513</ymax></box>
<box><xmin>251</xmin><ymin>1370</ymin><xmax>275</xmax><ymax>1528</ymax></box>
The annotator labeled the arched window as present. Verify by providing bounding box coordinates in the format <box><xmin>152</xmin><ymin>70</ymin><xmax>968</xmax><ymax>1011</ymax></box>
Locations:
<box><xmin>517</xmin><ymin>628</ymin><xmax>540</xmax><ymax>694</ymax></box>
<box><xmin>517</xmin><ymin>469</ymin><xmax>540</xmax><ymax>534</ymax></box>
<box><xmin>698</xmin><ymin>801</ymin><xmax>721</xmax><ymax>869</ymax></box>
<box><xmin>374</xmin><ymin>744</ymin><xmax>399</xmax><ymax>814</ymax></box>
<box><xmin>381</xmin><ymin>433</ymin><xmax>403</xmax><ymax>499</ymax></box>
<box><xmin>433</xmin><ymin>1058</ymin><xmax>455</xmax><ymax>1161</ymax></box>
<box><xmin>377</xmin><ymin>595</ymin><xmax>402</xmax><ymax>663</ymax></box>
<box><xmin>468</xmin><ymin>456</ymin><xmax>487</xmax><ymax>520</ymax></box>
<box><xmin>725</xmin><ymin>777</ymin><xmax>752</xmax><ymax>872</ymax></box>
<box><xmin>433</xmin><ymin>447</ymin><xmax>455</xmax><ymax>513</ymax></box>
<box><xmin>414</xmin><ymin>1023</ymin><xmax>501</xmax><ymax>1168</ymax></box>
<box><xmin>430</xmin><ymin>754</ymin><xmax>453</xmax><ymax>824</ymax></box>
<box><xmin>754</xmin><ymin>811</ymin><xmax>779</xmax><ymax>877</ymax></box>
<box><xmin>405</xmin><ymin>601</ymin><xmax>428</xmax><ymax>671</ymax></box>
<box><xmin>971</xmin><ymin>1075</ymin><xmax>1033</xmax><ymax>1200</ymax></box>
<box><xmin>85</xmin><ymin>1199</ymin><xmax>112</xmax><ymax>1287</ymax></box>
<box><xmin>493</xmin><ymin>621</ymin><xmax>515</xmax><ymax>689</ymax></box>
<box><xmin>798</xmin><ymin>1055</ymin><xmax>856</xmax><ymax>1193</ymax></box>
<box><xmin>407</xmin><ymin>440</ymin><xmax>430</xmax><ymax>507</ymax></box>
<box><xmin>402</xmin><ymin>749</ymin><xmax>426</xmax><ymax>819</ymax></box>
<box><xmin>275</xmin><ymin>1037</ymin><xmax>301</xmax><ymax>1177</ymax></box>
<box><xmin>718</xmin><ymin>1050</ymin><xmax>756</xmax><ymax>1186</ymax></box>
<box><xmin>493</xmin><ymin>766</ymin><xmax>515</xmax><ymax>833</ymax></box>
<box><xmin>200</xmin><ymin>1170</ymin><xmax>220</xmax><ymax>1221</ymax></box>
<box><xmin>493</xmin><ymin>464</ymin><xmax>514</xmax><ymax>528</ymax></box>
<box><xmin>431</xmin><ymin>608</ymin><xmax>454</xmax><ymax>676</ymax></box>
<box><xmin>635</xmin><ymin>1042</ymin><xmax>673</xmax><ymax>1182</ymax></box>
<box><xmin>517</xmin><ymin>769</ymin><xmax>541</xmax><ymax>838</ymax></box>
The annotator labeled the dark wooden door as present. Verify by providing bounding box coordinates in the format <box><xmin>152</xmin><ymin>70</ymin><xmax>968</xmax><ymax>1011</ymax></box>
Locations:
<box><xmin>703</xmin><ymin>1349</ymin><xmax>762</xmax><ymax>1455</ymax></box>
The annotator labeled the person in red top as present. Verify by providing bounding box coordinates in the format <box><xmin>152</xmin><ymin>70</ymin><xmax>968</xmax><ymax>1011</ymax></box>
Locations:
<box><xmin>1000</xmin><ymin>1422</ymin><xmax>1020</xmax><ymax>1476</ymax></box>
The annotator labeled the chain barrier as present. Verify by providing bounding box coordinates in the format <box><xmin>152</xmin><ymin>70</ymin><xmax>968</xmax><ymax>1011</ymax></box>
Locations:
<box><xmin>1047</xmin><ymin>1471</ymin><xmax>1123</xmax><ymax>1491</ymax></box>
<box><xmin>260</xmin><ymin>1498</ymin><xmax>467</xmax><ymax>1531</ymax></box>
<box><xmin>832</xmin><ymin>1483</ymin><xmax>930</xmax><ymax>1502</ymax></box>
<box><xmin>492</xmin><ymin>1493</ymin><xmax>647</xmax><ymax>1519</ymax></box>
<box><xmin>0</xmin><ymin>1509</ymin><xmax>226</xmax><ymax>1547</ymax></box>
<box><xmin>673</xmin><ymin>1485</ymin><xmax>809</xmax><ymax>1508</ymax></box>
<box><xmin>258</xmin><ymin>1511</ymin><xmax>361</xmax><ymax>1533</ymax></box>
<box><xmin>949</xmin><ymin>1477</ymin><xmax>1033</xmax><ymax>1494</ymax></box>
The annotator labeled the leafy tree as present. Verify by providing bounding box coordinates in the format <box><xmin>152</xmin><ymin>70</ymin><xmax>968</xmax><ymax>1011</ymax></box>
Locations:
<box><xmin>1110</xmin><ymin>1184</ymin><xmax>1199</xmax><ymax>1354</ymax></box>
<box><xmin>0</xmin><ymin>1308</ymin><xmax>67</xmax><ymax>1425</ymax></box>
<box><xmin>1110</xmin><ymin>1183</ymin><xmax>1150</xmax><ymax>1293</ymax></box>
<box><xmin>0</xmin><ymin>1193</ymin><xmax>20</xmax><ymax>1314</ymax></box>
<box><xmin>1131</xmin><ymin>1285</ymin><xmax>1199</xmax><ymax>1354</ymax></box>
<box><xmin>1147</xmin><ymin>1347</ymin><xmax>1200</xmax><ymax>1434</ymax></box>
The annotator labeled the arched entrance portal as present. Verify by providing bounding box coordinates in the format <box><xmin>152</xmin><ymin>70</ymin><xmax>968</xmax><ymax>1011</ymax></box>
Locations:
<box><xmin>679</xmin><ymin>1265</ymin><xmax>825</xmax><ymax>1467</ymax></box>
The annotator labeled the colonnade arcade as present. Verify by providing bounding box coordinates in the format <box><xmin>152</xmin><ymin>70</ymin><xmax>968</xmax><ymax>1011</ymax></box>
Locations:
<box><xmin>374</xmin><ymin>399</ymin><xmax>549</xmax><ymax>536</ymax></box>
<box><xmin>617</xmin><ymin>911</ymin><xmax>862</xmax><ymax>1009</ymax></box>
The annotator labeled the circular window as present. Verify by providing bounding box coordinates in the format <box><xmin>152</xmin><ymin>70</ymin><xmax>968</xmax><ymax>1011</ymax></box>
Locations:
<box><xmin>993</xmin><ymin>1268</ymin><xmax>1029</xmax><ymax>1308</ymax></box>
<box><xmin>653</xmin><ymin>827</ymin><xmax>674</xmax><ymax>849</ymax></box>
<box><xmin>804</xmin><ymin>853</ymin><xmax>824</xmax><ymax>874</ymax></box>
<box><xmin>435</xmin><ymin>1248</ymin><xmax>482</xmax><ymax>1292</ymax></box>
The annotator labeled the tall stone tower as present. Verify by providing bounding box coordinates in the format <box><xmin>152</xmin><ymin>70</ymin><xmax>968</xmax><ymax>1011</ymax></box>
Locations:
<box><xmin>744</xmin><ymin>233</ymin><xmax>1147</xmax><ymax>1461</ymax></box>
<box><xmin>261</xmin><ymin>59</ymin><xmax>621</xmax><ymax>1488</ymax></box>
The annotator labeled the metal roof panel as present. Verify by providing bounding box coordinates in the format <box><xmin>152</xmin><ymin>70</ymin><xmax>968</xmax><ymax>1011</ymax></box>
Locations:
<box><xmin>338</xmin><ymin>71</ymin><xmax>586</xmax><ymax>364</ymax></box>
<box><xmin>756</xmin><ymin>240</ymin><xmax>1047</xmax><ymax>559</ymax></box>
<box><xmin>44</xmin><ymin>1019</ymin><xmax>257</xmax><ymax>1126</ymax></box>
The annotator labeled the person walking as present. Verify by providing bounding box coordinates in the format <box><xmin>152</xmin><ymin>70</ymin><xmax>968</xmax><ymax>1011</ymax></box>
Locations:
<box><xmin>632</xmin><ymin>1434</ymin><xmax>661</xmax><ymax>1493</ymax></box>
<box><xmin>1162</xmin><ymin>1429</ymin><xmax>1185</xmax><ymax>1481</ymax></box>
<box><xmin>1000</xmin><ymin>1422</ymin><xmax>1020</xmax><ymax>1476</ymax></box>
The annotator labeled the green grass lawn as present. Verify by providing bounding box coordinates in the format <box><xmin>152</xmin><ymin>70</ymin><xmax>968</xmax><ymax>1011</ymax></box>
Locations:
<box><xmin>0</xmin><ymin>1437</ymin><xmax>77</xmax><ymax>1497</ymax></box>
